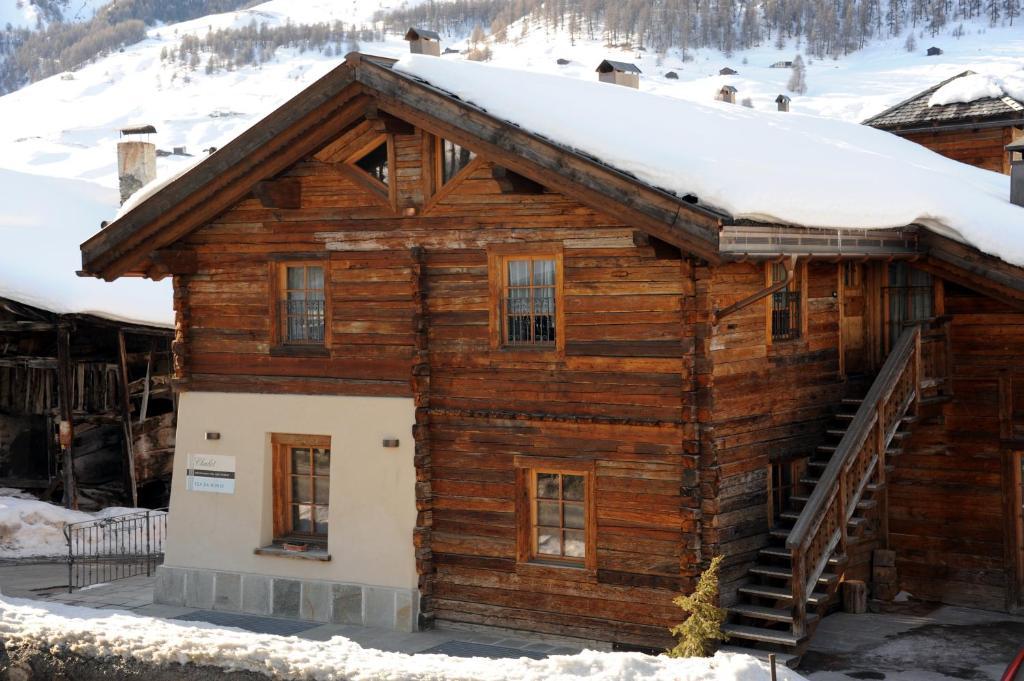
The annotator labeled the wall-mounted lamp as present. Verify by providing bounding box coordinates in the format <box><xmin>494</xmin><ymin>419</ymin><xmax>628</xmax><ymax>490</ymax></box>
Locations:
<box><xmin>382</xmin><ymin>438</ymin><xmax>400</xmax><ymax>448</ymax></box>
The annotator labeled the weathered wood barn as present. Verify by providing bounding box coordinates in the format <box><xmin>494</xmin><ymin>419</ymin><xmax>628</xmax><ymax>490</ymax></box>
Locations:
<box><xmin>78</xmin><ymin>51</ymin><xmax>1024</xmax><ymax>659</ymax></box>
<box><xmin>0</xmin><ymin>298</ymin><xmax>176</xmax><ymax>508</ymax></box>
<box><xmin>864</xmin><ymin>70</ymin><xmax>1024</xmax><ymax>174</ymax></box>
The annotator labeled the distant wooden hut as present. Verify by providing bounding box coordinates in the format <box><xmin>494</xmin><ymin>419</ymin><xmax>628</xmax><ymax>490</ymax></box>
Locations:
<box><xmin>596</xmin><ymin>59</ymin><xmax>641</xmax><ymax>88</ymax></box>
<box><xmin>719</xmin><ymin>67</ymin><xmax>738</xmax><ymax>75</ymax></box>
<box><xmin>926</xmin><ymin>46</ymin><xmax>943</xmax><ymax>56</ymax></box>
<box><xmin>863</xmin><ymin>70</ymin><xmax>1024</xmax><ymax>174</ymax></box>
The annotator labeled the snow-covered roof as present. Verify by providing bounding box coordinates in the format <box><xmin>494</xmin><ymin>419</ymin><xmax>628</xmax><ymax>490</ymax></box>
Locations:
<box><xmin>864</xmin><ymin>70</ymin><xmax>1024</xmax><ymax>130</ymax></box>
<box><xmin>393</xmin><ymin>55</ymin><xmax>1024</xmax><ymax>266</ymax></box>
<box><xmin>0</xmin><ymin>169</ymin><xmax>173</xmax><ymax>327</ymax></box>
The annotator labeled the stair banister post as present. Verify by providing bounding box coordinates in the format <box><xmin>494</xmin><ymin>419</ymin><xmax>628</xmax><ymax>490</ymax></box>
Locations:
<box><xmin>912</xmin><ymin>326</ymin><xmax>922</xmax><ymax>416</ymax></box>
<box><xmin>838</xmin><ymin>463</ymin><xmax>849</xmax><ymax>558</ymax></box>
<box><xmin>790</xmin><ymin>544</ymin><xmax>807</xmax><ymax>639</ymax></box>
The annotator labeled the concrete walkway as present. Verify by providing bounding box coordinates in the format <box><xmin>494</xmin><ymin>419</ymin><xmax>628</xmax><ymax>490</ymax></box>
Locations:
<box><xmin>801</xmin><ymin>601</ymin><xmax>1024</xmax><ymax>681</ymax></box>
<box><xmin>0</xmin><ymin>561</ymin><xmax>583</xmax><ymax>658</ymax></box>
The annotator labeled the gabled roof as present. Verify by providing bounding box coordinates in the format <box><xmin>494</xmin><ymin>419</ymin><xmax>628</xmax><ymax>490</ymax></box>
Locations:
<box><xmin>596</xmin><ymin>60</ymin><xmax>641</xmax><ymax>74</ymax></box>
<box><xmin>863</xmin><ymin>70</ymin><xmax>1024</xmax><ymax>132</ymax></box>
<box><xmin>404</xmin><ymin>28</ymin><xmax>440</xmax><ymax>41</ymax></box>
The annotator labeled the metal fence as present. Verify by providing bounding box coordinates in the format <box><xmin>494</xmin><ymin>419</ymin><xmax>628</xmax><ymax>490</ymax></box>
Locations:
<box><xmin>64</xmin><ymin>508</ymin><xmax>168</xmax><ymax>592</ymax></box>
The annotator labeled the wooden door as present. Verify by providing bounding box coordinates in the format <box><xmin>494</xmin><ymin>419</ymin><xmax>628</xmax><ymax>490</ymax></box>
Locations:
<box><xmin>841</xmin><ymin>263</ymin><xmax>869</xmax><ymax>375</ymax></box>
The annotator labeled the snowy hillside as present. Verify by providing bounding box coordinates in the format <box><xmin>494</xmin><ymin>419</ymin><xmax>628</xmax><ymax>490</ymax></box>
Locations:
<box><xmin>0</xmin><ymin>0</ymin><xmax>107</xmax><ymax>29</ymax></box>
<box><xmin>0</xmin><ymin>1</ymin><xmax>1020</xmax><ymax>201</ymax></box>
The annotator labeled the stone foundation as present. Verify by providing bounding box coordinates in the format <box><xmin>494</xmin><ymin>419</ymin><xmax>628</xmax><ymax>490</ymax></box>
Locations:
<box><xmin>154</xmin><ymin>566</ymin><xmax>419</xmax><ymax>632</ymax></box>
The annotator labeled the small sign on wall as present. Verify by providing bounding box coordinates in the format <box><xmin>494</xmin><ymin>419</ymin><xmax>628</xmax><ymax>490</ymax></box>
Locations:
<box><xmin>187</xmin><ymin>454</ymin><xmax>236</xmax><ymax>494</ymax></box>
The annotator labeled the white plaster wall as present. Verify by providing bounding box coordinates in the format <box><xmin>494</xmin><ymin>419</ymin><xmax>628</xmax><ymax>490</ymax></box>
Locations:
<box><xmin>164</xmin><ymin>391</ymin><xmax>418</xmax><ymax>590</ymax></box>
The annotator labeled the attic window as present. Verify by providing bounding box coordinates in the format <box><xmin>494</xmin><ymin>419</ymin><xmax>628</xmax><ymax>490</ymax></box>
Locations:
<box><xmin>437</xmin><ymin>138</ymin><xmax>476</xmax><ymax>186</ymax></box>
<box><xmin>354</xmin><ymin>141</ymin><xmax>390</xmax><ymax>186</ymax></box>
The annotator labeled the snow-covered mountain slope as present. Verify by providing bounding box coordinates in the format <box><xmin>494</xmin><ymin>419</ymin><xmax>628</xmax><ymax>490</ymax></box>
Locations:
<box><xmin>0</xmin><ymin>0</ymin><xmax>107</xmax><ymax>29</ymax></box>
<box><xmin>0</xmin><ymin>0</ymin><xmax>1021</xmax><ymax>236</ymax></box>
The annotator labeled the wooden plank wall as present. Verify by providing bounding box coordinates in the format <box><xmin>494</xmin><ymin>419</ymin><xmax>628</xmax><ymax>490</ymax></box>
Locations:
<box><xmin>705</xmin><ymin>261</ymin><xmax>846</xmax><ymax>599</ymax></box>
<box><xmin>176</xmin><ymin>121</ymin><xmax>703</xmax><ymax>647</ymax></box>
<box><xmin>889</xmin><ymin>282</ymin><xmax>1024</xmax><ymax>610</ymax></box>
<box><xmin>901</xmin><ymin>126</ymin><xmax>1017</xmax><ymax>175</ymax></box>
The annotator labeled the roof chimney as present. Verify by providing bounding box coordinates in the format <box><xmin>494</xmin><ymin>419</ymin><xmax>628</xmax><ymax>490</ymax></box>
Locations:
<box><xmin>596</xmin><ymin>60</ymin><xmax>641</xmax><ymax>89</ymax></box>
<box><xmin>776</xmin><ymin>94</ymin><xmax>791</xmax><ymax>112</ymax></box>
<box><xmin>718</xmin><ymin>85</ymin><xmax>737</xmax><ymax>104</ymax></box>
<box><xmin>117</xmin><ymin>125</ymin><xmax>157</xmax><ymax>205</ymax></box>
<box><xmin>405</xmin><ymin>27</ymin><xmax>441</xmax><ymax>56</ymax></box>
<box><xmin>1009</xmin><ymin>138</ymin><xmax>1024</xmax><ymax>207</ymax></box>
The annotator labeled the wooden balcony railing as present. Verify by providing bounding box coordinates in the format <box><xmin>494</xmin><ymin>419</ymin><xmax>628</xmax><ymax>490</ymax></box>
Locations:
<box><xmin>785</xmin><ymin>318</ymin><xmax>952</xmax><ymax>638</ymax></box>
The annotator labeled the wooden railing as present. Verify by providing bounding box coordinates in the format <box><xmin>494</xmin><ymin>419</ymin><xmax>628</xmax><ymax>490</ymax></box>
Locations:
<box><xmin>785</xmin><ymin>320</ymin><xmax>951</xmax><ymax>638</ymax></box>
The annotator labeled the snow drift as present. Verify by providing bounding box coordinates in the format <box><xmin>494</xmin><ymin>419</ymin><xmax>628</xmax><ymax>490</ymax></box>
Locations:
<box><xmin>0</xmin><ymin>595</ymin><xmax>807</xmax><ymax>681</ymax></box>
<box><xmin>394</xmin><ymin>55</ymin><xmax>1024</xmax><ymax>266</ymax></box>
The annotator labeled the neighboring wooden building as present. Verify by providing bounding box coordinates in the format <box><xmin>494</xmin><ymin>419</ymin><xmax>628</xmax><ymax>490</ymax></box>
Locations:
<box><xmin>864</xmin><ymin>71</ymin><xmax>1024</xmax><ymax>174</ymax></box>
<box><xmin>79</xmin><ymin>53</ymin><xmax>1024</xmax><ymax>660</ymax></box>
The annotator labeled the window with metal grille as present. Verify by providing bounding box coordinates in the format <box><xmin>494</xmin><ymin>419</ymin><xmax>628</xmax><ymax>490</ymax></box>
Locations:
<box><xmin>770</xmin><ymin>262</ymin><xmax>801</xmax><ymax>342</ymax></box>
<box><xmin>272</xmin><ymin>434</ymin><xmax>330</xmax><ymax>545</ymax></box>
<box><xmin>281</xmin><ymin>264</ymin><xmax>325</xmax><ymax>344</ymax></box>
<box><xmin>884</xmin><ymin>262</ymin><xmax>933</xmax><ymax>348</ymax></box>
<box><xmin>503</xmin><ymin>257</ymin><xmax>557</xmax><ymax>347</ymax></box>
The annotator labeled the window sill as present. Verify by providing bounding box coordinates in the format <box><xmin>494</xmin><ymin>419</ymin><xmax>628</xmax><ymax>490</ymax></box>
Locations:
<box><xmin>254</xmin><ymin>545</ymin><xmax>331</xmax><ymax>561</ymax></box>
<box><xmin>516</xmin><ymin>560</ymin><xmax>596</xmax><ymax>582</ymax></box>
<box><xmin>270</xmin><ymin>345</ymin><xmax>329</xmax><ymax>358</ymax></box>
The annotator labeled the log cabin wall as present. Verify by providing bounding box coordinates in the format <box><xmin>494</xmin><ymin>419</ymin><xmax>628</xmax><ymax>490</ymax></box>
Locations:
<box><xmin>899</xmin><ymin>126</ymin><xmax>1020</xmax><ymax>174</ymax></box>
<box><xmin>706</xmin><ymin>260</ymin><xmax>848</xmax><ymax>600</ymax></box>
<box><xmin>889</xmin><ymin>282</ymin><xmax>1024</xmax><ymax>610</ymax></box>
<box><xmin>174</xmin><ymin>121</ymin><xmax>704</xmax><ymax>647</ymax></box>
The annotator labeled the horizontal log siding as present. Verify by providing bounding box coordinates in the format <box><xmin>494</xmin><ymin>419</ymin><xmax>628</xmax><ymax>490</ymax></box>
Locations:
<box><xmin>889</xmin><ymin>283</ymin><xmax>1024</xmax><ymax>610</ymax></box>
<box><xmin>706</xmin><ymin>261</ymin><xmax>846</xmax><ymax>599</ymax></box>
<box><xmin>900</xmin><ymin>126</ymin><xmax>1015</xmax><ymax>175</ymax></box>
<box><xmin>177</xmin><ymin>125</ymin><xmax>700</xmax><ymax>647</ymax></box>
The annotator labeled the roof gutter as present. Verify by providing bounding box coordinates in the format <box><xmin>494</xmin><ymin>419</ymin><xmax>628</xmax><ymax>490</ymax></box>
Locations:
<box><xmin>714</xmin><ymin>255</ymin><xmax>797</xmax><ymax>323</ymax></box>
<box><xmin>880</xmin><ymin>118</ymin><xmax>1024</xmax><ymax>135</ymax></box>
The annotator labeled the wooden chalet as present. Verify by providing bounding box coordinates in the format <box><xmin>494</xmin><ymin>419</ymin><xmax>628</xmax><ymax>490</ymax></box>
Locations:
<box><xmin>0</xmin><ymin>297</ymin><xmax>176</xmax><ymax>509</ymax></box>
<box><xmin>78</xmin><ymin>52</ymin><xmax>1024</xmax><ymax>659</ymax></box>
<box><xmin>864</xmin><ymin>71</ymin><xmax>1024</xmax><ymax>174</ymax></box>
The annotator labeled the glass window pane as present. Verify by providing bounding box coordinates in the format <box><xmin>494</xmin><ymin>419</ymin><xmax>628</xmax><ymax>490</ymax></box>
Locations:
<box><xmin>287</xmin><ymin>267</ymin><xmax>305</xmax><ymax>290</ymax></box>
<box><xmin>537</xmin><ymin>528</ymin><xmax>561</xmax><ymax>556</ymax></box>
<box><xmin>536</xmin><ymin>473</ymin><xmax>560</xmax><ymax>499</ymax></box>
<box><xmin>315</xmin><ymin>476</ymin><xmax>330</xmax><ymax>505</ymax></box>
<box><xmin>292</xmin><ymin>505</ymin><xmax>313</xmax><ymax>534</ymax></box>
<box><xmin>314</xmin><ymin>506</ymin><xmax>329</xmax><ymax>536</ymax></box>
<box><xmin>292</xmin><ymin>475</ymin><xmax>312</xmax><ymax>503</ymax></box>
<box><xmin>307</xmin><ymin>266</ymin><xmax>324</xmax><ymax>291</ymax></box>
<box><xmin>533</xmin><ymin>259</ymin><xmax>555</xmax><ymax>286</ymax></box>
<box><xmin>562</xmin><ymin>474</ymin><xmax>584</xmax><ymax>501</ymax></box>
<box><xmin>537</xmin><ymin>500</ymin><xmax>560</xmax><ymax>526</ymax></box>
<box><xmin>291</xmin><ymin>448</ymin><xmax>311</xmax><ymax>474</ymax></box>
<box><xmin>314</xmin><ymin>449</ymin><xmax>330</xmax><ymax>475</ymax></box>
<box><xmin>564</xmin><ymin>530</ymin><xmax>585</xmax><ymax>558</ymax></box>
<box><xmin>356</xmin><ymin>142</ymin><xmax>389</xmax><ymax>184</ymax></box>
<box><xmin>563</xmin><ymin>502</ymin><xmax>585</xmax><ymax>530</ymax></box>
<box><xmin>507</xmin><ymin>260</ymin><xmax>530</xmax><ymax>287</ymax></box>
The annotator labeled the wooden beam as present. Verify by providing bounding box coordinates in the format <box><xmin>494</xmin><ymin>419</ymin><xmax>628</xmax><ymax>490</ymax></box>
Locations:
<box><xmin>0</xmin><ymin>321</ymin><xmax>58</xmax><ymax>332</ymax></box>
<box><xmin>365</xmin><ymin>105</ymin><xmax>416</xmax><ymax>135</ymax></box>
<box><xmin>55</xmin><ymin>325</ymin><xmax>77</xmax><ymax>510</ymax></box>
<box><xmin>117</xmin><ymin>329</ymin><xmax>139</xmax><ymax>507</ymax></box>
<box><xmin>921</xmin><ymin>233</ymin><xmax>1024</xmax><ymax>309</ymax></box>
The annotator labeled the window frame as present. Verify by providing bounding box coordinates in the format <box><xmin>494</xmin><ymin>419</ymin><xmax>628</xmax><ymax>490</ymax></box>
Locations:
<box><xmin>432</xmin><ymin>135</ymin><xmax>479</xmax><ymax>192</ymax></box>
<box><xmin>271</xmin><ymin>433</ymin><xmax>332</xmax><ymax>546</ymax></box>
<box><xmin>269</xmin><ymin>258</ymin><xmax>331</xmax><ymax>356</ymax></box>
<box><xmin>514</xmin><ymin>456</ymin><xmax>596</xmax><ymax>572</ymax></box>
<box><xmin>487</xmin><ymin>243</ymin><xmax>565</xmax><ymax>354</ymax></box>
<box><xmin>765</xmin><ymin>260</ymin><xmax>808</xmax><ymax>345</ymax></box>
<box><xmin>343</xmin><ymin>133</ymin><xmax>396</xmax><ymax>207</ymax></box>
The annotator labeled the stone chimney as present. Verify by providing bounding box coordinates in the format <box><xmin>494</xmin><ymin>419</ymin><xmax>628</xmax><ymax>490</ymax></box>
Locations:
<box><xmin>117</xmin><ymin>125</ymin><xmax>157</xmax><ymax>205</ymax></box>
<box><xmin>776</xmin><ymin>94</ymin><xmax>791</xmax><ymax>112</ymax></box>
<box><xmin>404</xmin><ymin>27</ymin><xmax>441</xmax><ymax>56</ymax></box>
<box><xmin>1009</xmin><ymin>138</ymin><xmax>1024</xmax><ymax>207</ymax></box>
<box><xmin>596</xmin><ymin>60</ymin><xmax>641</xmax><ymax>89</ymax></box>
<box><xmin>718</xmin><ymin>85</ymin><xmax>737</xmax><ymax>104</ymax></box>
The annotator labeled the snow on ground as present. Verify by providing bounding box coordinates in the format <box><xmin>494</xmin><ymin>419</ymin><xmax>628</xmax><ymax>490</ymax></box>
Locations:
<box><xmin>0</xmin><ymin>595</ymin><xmax>807</xmax><ymax>681</ymax></box>
<box><xmin>0</xmin><ymin>0</ymin><xmax>106</xmax><ymax>29</ymax></box>
<box><xmin>0</xmin><ymin>494</ymin><xmax>162</xmax><ymax>558</ymax></box>
<box><xmin>0</xmin><ymin>168</ymin><xmax>172</xmax><ymax>325</ymax></box>
<box><xmin>395</xmin><ymin>55</ymin><xmax>1022</xmax><ymax>264</ymax></box>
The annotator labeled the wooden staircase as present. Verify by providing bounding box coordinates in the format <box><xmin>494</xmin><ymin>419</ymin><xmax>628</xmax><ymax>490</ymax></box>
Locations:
<box><xmin>721</xmin><ymin>321</ymin><xmax>952</xmax><ymax>661</ymax></box>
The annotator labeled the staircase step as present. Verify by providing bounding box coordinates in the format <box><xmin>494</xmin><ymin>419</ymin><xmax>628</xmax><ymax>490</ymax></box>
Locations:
<box><xmin>886</xmin><ymin>447</ymin><xmax>902</xmax><ymax>457</ymax></box>
<box><xmin>866</xmin><ymin>482</ymin><xmax>885</xmax><ymax>493</ymax></box>
<box><xmin>728</xmin><ymin>603</ymin><xmax>796</xmax><ymax>623</ymax></box>
<box><xmin>817</xmin><ymin>445</ymin><xmax>837</xmax><ymax>454</ymax></box>
<box><xmin>848</xmin><ymin>516</ymin><xmax>868</xmax><ymax>532</ymax></box>
<box><xmin>737</xmin><ymin>584</ymin><xmax>828</xmax><ymax>605</ymax></box>
<box><xmin>779</xmin><ymin>511</ymin><xmax>800</xmax><ymax>522</ymax></box>
<box><xmin>836</xmin><ymin>413</ymin><xmax>856</xmax><ymax>420</ymax></box>
<box><xmin>841</xmin><ymin>398</ymin><xmax>864</xmax><ymax>405</ymax></box>
<box><xmin>718</xmin><ymin>646</ymin><xmax>801</xmax><ymax>668</ymax></box>
<box><xmin>789</xmin><ymin>495</ymin><xmax>808</xmax><ymax>505</ymax></box>
<box><xmin>799</xmin><ymin>476</ymin><xmax>820</xmax><ymax>486</ymax></box>
<box><xmin>807</xmin><ymin>460</ymin><xmax>829</xmax><ymax>470</ymax></box>
<box><xmin>722</xmin><ymin>623</ymin><xmax>800</xmax><ymax>647</ymax></box>
<box><xmin>749</xmin><ymin>565</ymin><xmax>839</xmax><ymax>586</ymax></box>
<box><xmin>769</xmin><ymin>527</ymin><xmax>791</xmax><ymax>539</ymax></box>
<box><xmin>758</xmin><ymin>546</ymin><xmax>845</xmax><ymax>567</ymax></box>
<box><xmin>826</xmin><ymin>429</ymin><xmax>848</xmax><ymax>437</ymax></box>
<box><xmin>857</xmin><ymin>498</ymin><xmax>878</xmax><ymax>511</ymax></box>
